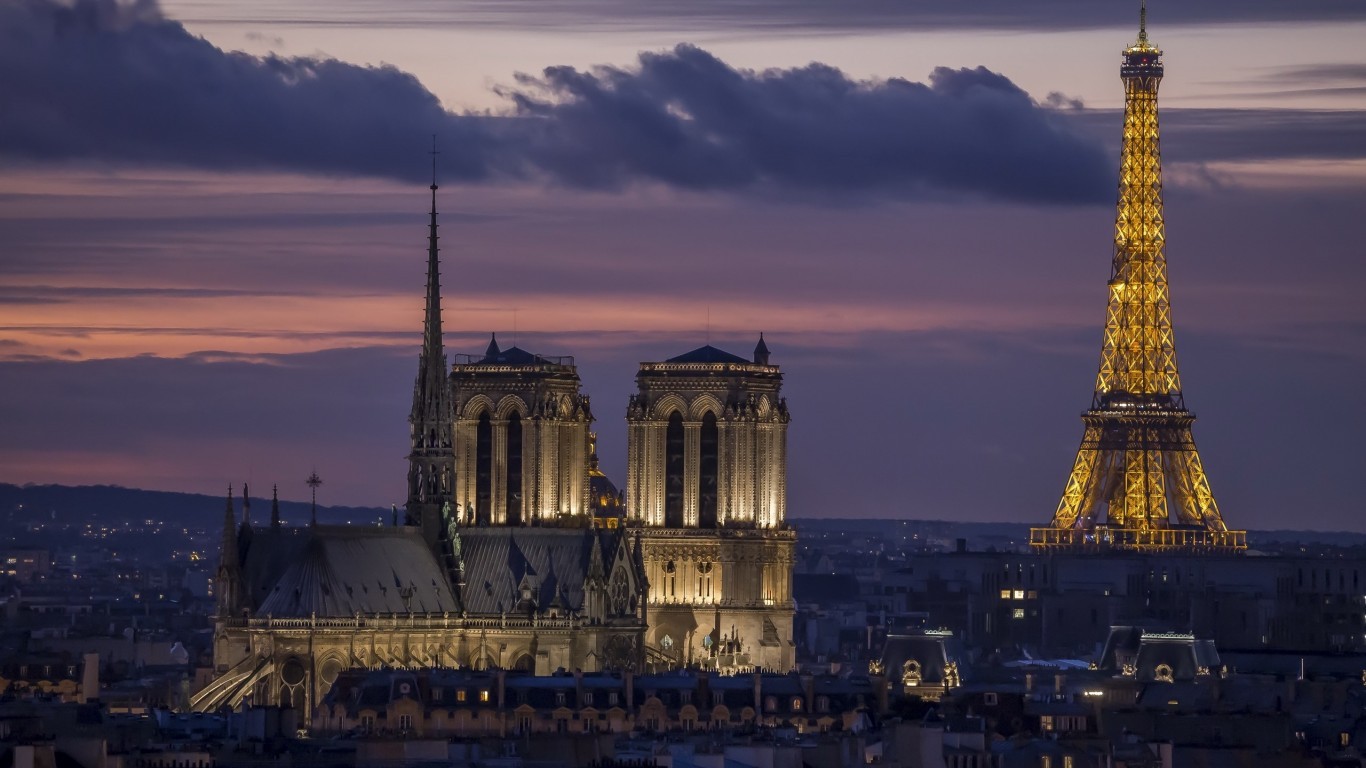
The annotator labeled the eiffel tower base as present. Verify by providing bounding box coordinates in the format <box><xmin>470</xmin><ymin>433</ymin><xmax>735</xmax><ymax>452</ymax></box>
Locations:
<box><xmin>1029</xmin><ymin>525</ymin><xmax>1246</xmax><ymax>553</ymax></box>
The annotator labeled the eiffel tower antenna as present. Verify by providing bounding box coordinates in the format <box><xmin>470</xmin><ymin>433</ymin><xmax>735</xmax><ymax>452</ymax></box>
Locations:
<box><xmin>1030</xmin><ymin>8</ymin><xmax>1245</xmax><ymax>554</ymax></box>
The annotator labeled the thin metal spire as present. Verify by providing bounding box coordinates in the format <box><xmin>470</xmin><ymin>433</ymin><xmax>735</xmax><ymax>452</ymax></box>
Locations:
<box><xmin>1138</xmin><ymin>0</ymin><xmax>1148</xmax><ymax>46</ymax></box>
<box><xmin>423</xmin><ymin>136</ymin><xmax>443</xmax><ymax>367</ymax></box>
<box><xmin>306</xmin><ymin>471</ymin><xmax>322</xmax><ymax>526</ymax></box>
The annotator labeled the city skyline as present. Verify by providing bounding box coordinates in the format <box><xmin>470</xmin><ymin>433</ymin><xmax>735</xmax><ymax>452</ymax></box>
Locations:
<box><xmin>1</xmin><ymin>0</ymin><xmax>1364</xmax><ymax>530</ymax></box>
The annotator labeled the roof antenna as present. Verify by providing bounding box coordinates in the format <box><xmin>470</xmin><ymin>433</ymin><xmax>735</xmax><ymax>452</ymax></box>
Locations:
<box><xmin>1137</xmin><ymin>0</ymin><xmax>1148</xmax><ymax>46</ymax></box>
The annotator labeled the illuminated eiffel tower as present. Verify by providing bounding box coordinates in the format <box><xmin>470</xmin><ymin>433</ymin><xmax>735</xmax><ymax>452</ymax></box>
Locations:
<box><xmin>1030</xmin><ymin>6</ymin><xmax>1246</xmax><ymax>553</ymax></box>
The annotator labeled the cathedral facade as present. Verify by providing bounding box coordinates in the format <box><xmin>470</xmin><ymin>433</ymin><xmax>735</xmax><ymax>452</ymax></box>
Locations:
<box><xmin>626</xmin><ymin>341</ymin><xmax>796</xmax><ymax>672</ymax></box>
<box><xmin>198</xmin><ymin>182</ymin><xmax>795</xmax><ymax>717</ymax></box>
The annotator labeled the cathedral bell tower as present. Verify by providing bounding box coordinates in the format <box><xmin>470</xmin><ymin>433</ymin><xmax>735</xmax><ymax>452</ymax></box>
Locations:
<box><xmin>449</xmin><ymin>336</ymin><xmax>594</xmax><ymax>527</ymax></box>
<box><xmin>406</xmin><ymin>161</ymin><xmax>456</xmax><ymax>549</ymax></box>
<box><xmin>626</xmin><ymin>340</ymin><xmax>796</xmax><ymax>671</ymax></box>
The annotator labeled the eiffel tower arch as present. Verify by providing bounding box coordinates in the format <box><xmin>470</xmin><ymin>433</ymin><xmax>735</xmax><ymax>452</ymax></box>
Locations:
<box><xmin>1031</xmin><ymin>7</ymin><xmax>1246</xmax><ymax>554</ymax></box>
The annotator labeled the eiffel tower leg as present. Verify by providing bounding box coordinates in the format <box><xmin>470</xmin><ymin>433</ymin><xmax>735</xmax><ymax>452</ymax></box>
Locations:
<box><xmin>1050</xmin><ymin>424</ymin><xmax>1105</xmax><ymax>529</ymax></box>
<box><xmin>1168</xmin><ymin>430</ymin><xmax>1227</xmax><ymax>531</ymax></box>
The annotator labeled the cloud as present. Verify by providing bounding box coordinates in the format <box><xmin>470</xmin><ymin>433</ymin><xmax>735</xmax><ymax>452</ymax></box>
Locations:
<box><xmin>0</xmin><ymin>0</ymin><xmax>1111</xmax><ymax>203</ymax></box>
<box><xmin>1064</xmin><ymin>109</ymin><xmax>1366</xmax><ymax>163</ymax></box>
<box><xmin>1265</xmin><ymin>63</ymin><xmax>1366</xmax><ymax>84</ymax></box>
<box><xmin>163</xmin><ymin>0</ymin><xmax>1366</xmax><ymax>33</ymax></box>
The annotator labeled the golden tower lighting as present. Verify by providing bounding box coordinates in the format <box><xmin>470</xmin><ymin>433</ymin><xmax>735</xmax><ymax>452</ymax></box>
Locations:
<box><xmin>1030</xmin><ymin>6</ymin><xmax>1246</xmax><ymax>553</ymax></box>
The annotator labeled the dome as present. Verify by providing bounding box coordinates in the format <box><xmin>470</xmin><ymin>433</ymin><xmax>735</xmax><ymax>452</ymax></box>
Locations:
<box><xmin>587</xmin><ymin>433</ymin><xmax>624</xmax><ymax>524</ymax></box>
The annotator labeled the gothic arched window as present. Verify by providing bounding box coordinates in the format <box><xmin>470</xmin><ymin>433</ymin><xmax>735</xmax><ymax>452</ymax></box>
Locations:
<box><xmin>665</xmin><ymin>411</ymin><xmax>684</xmax><ymax>527</ymax></box>
<box><xmin>476</xmin><ymin>412</ymin><xmax>492</xmax><ymax>524</ymax></box>
<box><xmin>699</xmin><ymin>411</ymin><xmax>718</xmax><ymax>528</ymax></box>
<box><xmin>506</xmin><ymin>412</ymin><xmax>523</xmax><ymax>525</ymax></box>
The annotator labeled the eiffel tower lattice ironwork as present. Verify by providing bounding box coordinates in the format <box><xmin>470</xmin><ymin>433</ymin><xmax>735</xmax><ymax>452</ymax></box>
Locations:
<box><xmin>1030</xmin><ymin>6</ymin><xmax>1246</xmax><ymax>553</ymax></box>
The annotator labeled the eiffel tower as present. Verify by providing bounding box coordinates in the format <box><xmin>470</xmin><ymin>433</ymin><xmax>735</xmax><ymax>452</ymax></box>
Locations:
<box><xmin>1030</xmin><ymin>6</ymin><xmax>1246</xmax><ymax>553</ymax></box>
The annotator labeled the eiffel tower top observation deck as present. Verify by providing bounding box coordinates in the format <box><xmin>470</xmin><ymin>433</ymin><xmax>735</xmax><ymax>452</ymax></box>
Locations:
<box><xmin>1030</xmin><ymin>7</ymin><xmax>1246</xmax><ymax>553</ymax></box>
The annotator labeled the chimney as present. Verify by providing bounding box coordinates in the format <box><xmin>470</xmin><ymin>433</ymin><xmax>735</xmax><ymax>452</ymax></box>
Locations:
<box><xmin>80</xmin><ymin>652</ymin><xmax>99</xmax><ymax>704</ymax></box>
<box><xmin>1054</xmin><ymin>673</ymin><xmax>1065</xmax><ymax>698</ymax></box>
<box><xmin>1025</xmin><ymin>673</ymin><xmax>1035</xmax><ymax>695</ymax></box>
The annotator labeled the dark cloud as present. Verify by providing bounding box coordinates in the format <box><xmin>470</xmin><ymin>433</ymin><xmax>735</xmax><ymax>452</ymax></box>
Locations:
<box><xmin>0</xmin><ymin>0</ymin><xmax>1112</xmax><ymax>203</ymax></box>
<box><xmin>1065</xmin><ymin>109</ymin><xmax>1366</xmax><ymax>163</ymax></box>
<box><xmin>170</xmin><ymin>0</ymin><xmax>1366</xmax><ymax>33</ymax></box>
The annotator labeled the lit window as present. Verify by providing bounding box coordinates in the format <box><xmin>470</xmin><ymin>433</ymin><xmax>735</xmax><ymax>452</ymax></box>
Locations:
<box><xmin>1000</xmin><ymin>589</ymin><xmax>1011</xmax><ymax>599</ymax></box>
<box><xmin>1041</xmin><ymin>715</ymin><xmax>1054</xmax><ymax>731</ymax></box>
<box><xmin>1013</xmin><ymin>608</ymin><xmax>1025</xmax><ymax>619</ymax></box>
<box><xmin>792</xmin><ymin>697</ymin><xmax>803</xmax><ymax>712</ymax></box>
<box><xmin>480</xmin><ymin>690</ymin><xmax>490</xmax><ymax>702</ymax></box>
<box><xmin>457</xmin><ymin>689</ymin><xmax>467</xmax><ymax>702</ymax></box>
<box><xmin>1013</xmin><ymin>590</ymin><xmax>1025</xmax><ymax>600</ymax></box>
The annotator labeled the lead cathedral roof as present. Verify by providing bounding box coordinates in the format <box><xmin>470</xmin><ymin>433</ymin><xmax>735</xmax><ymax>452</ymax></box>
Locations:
<box><xmin>457</xmin><ymin>527</ymin><xmax>626</xmax><ymax>615</ymax></box>
<box><xmin>236</xmin><ymin>523</ymin><xmax>630</xmax><ymax>619</ymax></box>
<box><xmin>243</xmin><ymin>525</ymin><xmax>458</xmax><ymax>617</ymax></box>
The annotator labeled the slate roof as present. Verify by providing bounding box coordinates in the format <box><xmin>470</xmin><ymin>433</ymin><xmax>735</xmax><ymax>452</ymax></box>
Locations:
<box><xmin>478</xmin><ymin>345</ymin><xmax>545</xmax><ymax>365</ymax></box>
<box><xmin>1134</xmin><ymin>636</ymin><xmax>1218</xmax><ymax>682</ymax></box>
<box><xmin>457</xmin><ymin>527</ymin><xmax>623</xmax><ymax>615</ymax></box>
<box><xmin>880</xmin><ymin>632</ymin><xmax>964</xmax><ymax>686</ymax></box>
<box><xmin>665</xmin><ymin>345</ymin><xmax>751</xmax><ymax>364</ymax></box>
<box><xmin>248</xmin><ymin>525</ymin><xmax>458</xmax><ymax>617</ymax></box>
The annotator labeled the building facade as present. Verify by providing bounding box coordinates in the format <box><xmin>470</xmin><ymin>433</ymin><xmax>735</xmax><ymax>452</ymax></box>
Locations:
<box><xmin>626</xmin><ymin>340</ymin><xmax>797</xmax><ymax>671</ymax></box>
<box><xmin>449</xmin><ymin>337</ymin><xmax>594</xmax><ymax>527</ymax></box>
<box><xmin>197</xmin><ymin>181</ymin><xmax>649</xmax><ymax>720</ymax></box>
<box><xmin>199</xmin><ymin>172</ymin><xmax>801</xmax><ymax>717</ymax></box>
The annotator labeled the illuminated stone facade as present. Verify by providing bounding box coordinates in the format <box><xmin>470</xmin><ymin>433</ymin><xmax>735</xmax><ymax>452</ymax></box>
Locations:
<box><xmin>197</xmin><ymin>182</ymin><xmax>647</xmax><ymax>720</ymax></box>
<box><xmin>626</xmin><ymin>340</ymin><xmax>796</xmax><ymax>671</ymax></box>
<box><xmin>449</xmin><ymin>337</ymin><xmax>593</xmax><ymax>527</ymax></box>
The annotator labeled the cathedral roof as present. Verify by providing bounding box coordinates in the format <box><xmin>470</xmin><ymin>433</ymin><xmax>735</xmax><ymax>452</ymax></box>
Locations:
<box><xmin>665</xmin><ymin>345</ymin><xmax>751</xmax><ymax>364</ymax></box>
<box><xmin>458</xmin><ymin>528</ymin><xmax>625</xmax><ymax>615</ymax></box>
<box><xmin>476</xmin><ymin>343</ymin><xmax>540</xmax><ymax>365</ymax></box>
<box><xmin>247</xmin><ymin>526</ymin><xmax>458</xmax><ymax>617</ymax></box>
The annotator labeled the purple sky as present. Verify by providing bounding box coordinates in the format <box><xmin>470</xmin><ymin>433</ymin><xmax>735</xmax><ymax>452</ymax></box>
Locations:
<box><xmin>1</xmin><ymin>0</ymin><xmax>1364</xmax><ymax>530</ymax></box>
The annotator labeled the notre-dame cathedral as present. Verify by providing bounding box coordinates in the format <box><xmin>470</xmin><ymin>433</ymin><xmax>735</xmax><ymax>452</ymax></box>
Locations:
<box><xmin>195</xmin><ymin>182</ymin><xmax>795</xmax><ymax>716</ymax></box>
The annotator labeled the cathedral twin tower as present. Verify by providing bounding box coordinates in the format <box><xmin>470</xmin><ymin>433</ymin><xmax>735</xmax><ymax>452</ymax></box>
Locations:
<box><xmin>406</xmin><ymin>172</ymin><xmax>796</xmax><ymax>671</ymax></box>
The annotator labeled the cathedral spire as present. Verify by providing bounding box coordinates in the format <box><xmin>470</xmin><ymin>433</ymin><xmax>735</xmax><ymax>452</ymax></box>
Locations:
<box><xmin>220</xmin><ymin>485</ymin><xmax>237</xmax><ymax>561</ymax></box>
<box><xmin>270</xmin><ymin>484</ymin><xmax>281</xmax><ymax>528</ymax></box>
<box><xmin>217</xmin><ymin>485</ymin><xmax>239</xmax><ymax>616</ymax></box>
<box><xmin>407</xmin><ymin>141</ymin><xmax>456</xmax><ymax>549</ymax></box>
<box><xmin>422</xmin><ymin>147</ymin><xmax>443</xmax><ymax>374</ymax></box>
<box><xmin>241</xmin><ymin>483</ymin><xmax>251</xmax><ymax>527</ymax></box>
